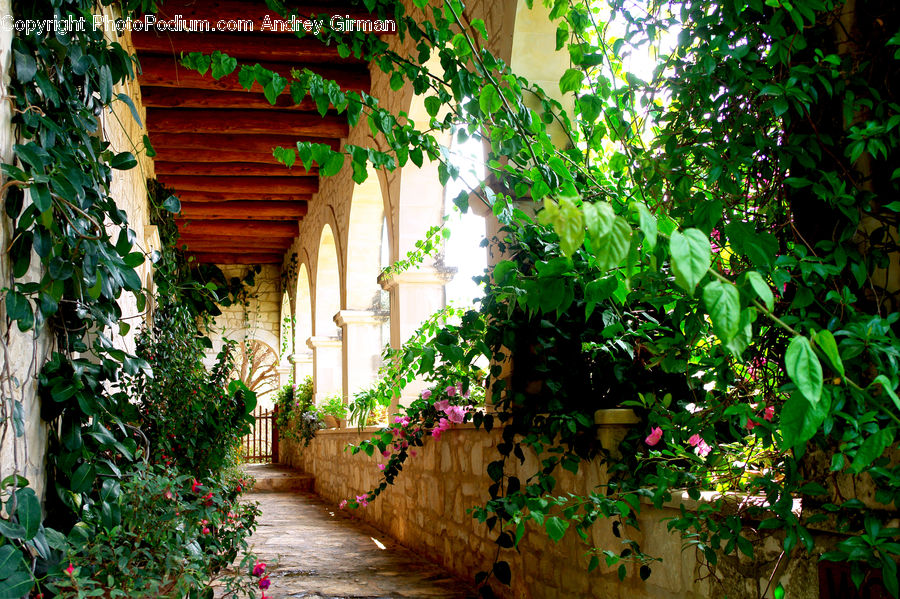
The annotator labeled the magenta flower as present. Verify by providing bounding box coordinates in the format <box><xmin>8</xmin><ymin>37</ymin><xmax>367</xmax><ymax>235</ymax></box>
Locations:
<box><xmin>445</xmin><ymin>385</ymin><xmax>457</xmax><ymax>397</ymax></box>
<box><xmin>745</xmin><ymin>417</ymin><xmax>757</xmax><ymax>431</ymax></box>
<box><xmin>445</xmin><ymin>405</ymin><xmax>466</xmax><ymax>424</ymax></box>
<box><xmin>253</xmin><ymin>561</ymin><xmax>266</xmax><ymax>577</ymax></box>
<box><xmin>65</xmin><ymin>563</ymin><xmax>75</xmax><ymax>576</ymax></box>
<box><xmin>433</xmin><ymin>399</ymin><xmax>451</xmax><ymax>412</ymax></box>
<box><xmin>764</xmin><ymin>405</ymin><xmax>775</xmax><ymax>421</ymax></box>
<box><xmin>688</xmin><ymin>434</ymin><xmax>712</xmax><ymax>457</ymax></box>
<box><xmin>377</xmin><ymin>464</ymin><xmax>385</xmax><ymax>471</ymax></box>
<box><xmin>421</xmin><ymin>389</ymin><xmax>432</xmax><ymax>400</ymax></box>
<box><xmin>356</xmin><ymin>494</ymin><xmax>369</xmax><ymax>508</ymax></box>
<box><xmin>338</xmin><ymin>499</ymin><xmax>347</xmax><ymax>510</ymax></box>
<box><xmin>644</xmin><ymin>427</ymin><xmax>663</xmax><ymax>446</ymax></box>
<box><xmin>258</xmin><ymin>575</ymin><xmax>270</xmax><ymax>590</ymax></box>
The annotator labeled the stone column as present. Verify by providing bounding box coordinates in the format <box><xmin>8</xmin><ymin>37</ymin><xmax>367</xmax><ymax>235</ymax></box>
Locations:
<box><xmin>334</xmin><ymin>310</ymin><xmax>383</xmax><ymax>406</ymax></box>
<box><xmin>293</xmin><ymin>348</ymin><xmax>314</xmax><ymax>383</ymax></box>
<box><xmin>380</xmin><ymin>267</ymin><xmax>453</xmax><ymax>412</ymax></box>
<box><xmin>306</xmin><ymin>336</ymin><xmax>343</xmax><ymax>404</ymax></box>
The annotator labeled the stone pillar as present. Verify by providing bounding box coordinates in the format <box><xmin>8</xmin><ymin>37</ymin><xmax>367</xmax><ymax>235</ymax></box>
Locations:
<box><xmin>380</xmin><ymin>267</ymin><xmax>453</xmax><ymax>412</ymax></box>
<box><xmin>334</xmin><ymin>310</ymin><xmax>383</xmax><ymax>408</ymax></box>
<box><xmin>276</xmin><ymin>362</ymin><xmax>292</xmax><ymax>388</ymax></box>
<box><xmin>306</xmin><ymin>336</ymin><xmax>342</xmax><ymax>404</ymax></box>
<box><xmin>293</xmin><ymin>348</ymin><xmax>313</xmax><ymax>383</ymax></box>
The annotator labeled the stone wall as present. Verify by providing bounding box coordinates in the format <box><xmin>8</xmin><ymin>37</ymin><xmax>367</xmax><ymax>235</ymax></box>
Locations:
<box><xmin>281</xmin><ymin>423</ymin><xmax>820</xmax><ymax>599</ymax></box>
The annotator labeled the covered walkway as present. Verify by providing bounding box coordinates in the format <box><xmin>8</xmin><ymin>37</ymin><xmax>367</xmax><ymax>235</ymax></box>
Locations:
<box><xmin>231</xmin><ymin>465</ymin><xmax>477</xmax><ymax>598</ymax></box>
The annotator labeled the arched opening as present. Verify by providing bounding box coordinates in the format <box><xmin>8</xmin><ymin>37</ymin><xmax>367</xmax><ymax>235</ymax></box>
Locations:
<box><xmin>444</xmin><ymin>130</ymin><xmax>488</xmax><ymax>308</ymax></box>
<box><xmin>311</xmin><ymin>224</ymin><xmax>343</xmax><ymax>403</ymax></box>
<box><xmin>294</xmin><ymin>262</ymin><xmax>314</xmax><ymax>382</ymax></box>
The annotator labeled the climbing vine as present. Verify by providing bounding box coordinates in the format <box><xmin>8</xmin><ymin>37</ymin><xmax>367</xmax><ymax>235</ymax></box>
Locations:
<box><xmin>0</xmin><ymin>1</ymin><xmax>263</xmax><ymax>595</ymax></box>
<box><xmin>182</xmin><ymin>0</ymin><xmax>900</xmax><ymax>594</ymax></box>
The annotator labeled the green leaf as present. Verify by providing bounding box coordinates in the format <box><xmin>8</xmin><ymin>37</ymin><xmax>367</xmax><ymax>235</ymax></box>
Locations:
<box><xmin>578</xmin><ymin>94</ymin><xmax>602</xmax><ymax>122</ymax></box>
<box><xmin>872</xmin><ymin>375</ymin><xmax>900</xmax><ymax>411</ymax></box>
<box><xmin>780</xmin><ymin>390</ymin><xmax>829</xmax><ymax>455</ymax></box>
<box><xmin>161</xmin><ymin>195</ymin><xmax>181</xmax><ymax>213</ymax></box>
<box><xmin>594</xmin><ymin>216</ymin><xmax>632</xmax><ymax>270</ymax></box>
<box><xmin>785</xmin><ymin>336</ymin><xmax>822</xmax><ymax>403</ymax></box>
<box><xmin>98</xmin><ymin>64</ymin><xmax>113</xmax><ymax>104</ymax></box>
<box><xmin>69</xmin><ymin>462</ymin><xmax>95</xmax><ymax>494</ymax></box>
<box><xmin>851</xmin><ymin>429</ymin><xmax>894</xmax><ymax>473</ymax></box>
<box><xmin>812</xmin><ymin>330</ymin><xmax>844</xmax><ymax>378</ymax></box>
<box><xmin>479</xmin><ymin>84</ymin><xmax>502</xmax><ymax>115</ymax></box>
<box><xmin>493</xmin><ymin>560</ymin><xmax>511</xmax><ymax>585</ymax></box>
<box><xmin>424</xmin><ymin>95</ymin><xmax>441</xmax><ymax>118</ymax></box>
<box><xmin>773</xmin><ymin>582</ymin><xmax>785</xmax><ymax>599</ymax></box>
<box><xmin>109</xmin><ymin>151</ymin><xmax>137</xmax><ymax>170</ymax></box>
<box><xmin>745</xmin><ymin>271</ymin><xmax>774</xmax><ymax>311</ymax></box>
<box><xmin>702</xmin><ymin>280</ymin><xmax>741</xmax><ymax>342</ymax></box>
<box><xmin>670</xmin><ymin>229</ymin><xmax>712</xmax><ymax>293</ymax></box>
<box><xmin>0</xmin><ymin>546</ymin><xmax>23</xmax><ymax>579</ymax></box>
<box><xmin>13</xmin><ymin>488</ymin><xmax>40</xmax><ymax>541</ymax></box>
<box><xmin>539</xmin><ymin>197</ymin><xmax>584</xmax><ymax>257</ymax></box>
<box><xmin>0</xmin><ymin>570</ymin><xmax>33</xmax><ymax>598</ymax></box>
<box><xmin>584</xmin><ymin>202</ymin><xmax>615</xmax><ymax>243</ymax></box>
<box><xmin>559</xmin><ymin>68</ymin><xmax>584</xmax><ymax>94</ymax></box>
<box><xmin>635</xmin><ymin>202</ymin><xmax>657</xmax><ymax>250</ymax></box>
<box><xmin>545</xmin><ymin>516</ymin><xmax>568</xmax><ymax>542</ymax></box>
<box><xmin>320</xmin><ymin>151</ymin><xmax>345</xmax><ymax>178</ymax></box>
<box><xmin>13</xmin><ymin>47</ymin><xmax>36</xmax><ymax>83</ymax></box>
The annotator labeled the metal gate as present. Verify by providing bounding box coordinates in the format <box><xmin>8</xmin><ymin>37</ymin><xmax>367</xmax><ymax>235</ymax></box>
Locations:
<box><xmin>242</xmin><ymin>406</ymin><xmax>279</xmax><ymax>463</ymax></box>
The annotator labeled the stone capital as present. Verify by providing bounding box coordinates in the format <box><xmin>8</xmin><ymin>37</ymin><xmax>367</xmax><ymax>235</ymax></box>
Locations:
<box><xmin>333</xmin><ymin>309</ymin><xmax>380</xmax><ymax>328</ymax></box>
<box><xmin>306</xmin><ymin>335</ymin><xmax>342</xmax><ymax>350</ymax></box>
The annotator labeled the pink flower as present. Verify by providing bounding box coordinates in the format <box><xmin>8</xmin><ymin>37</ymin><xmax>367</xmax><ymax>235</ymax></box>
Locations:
<box><xmin>445</xmin><ymin>385</ymin><xmax>457</xmax><ymax>397</ymax></box>
<box><xmin>191</xmin><ymin>479</ymin><xmax>201</xmax><ymax>493</ymax></box>
<box><xmin>202</xmin><ymin>527</ymin><xmax>210</xmax><ymax>534</ymax></box>
<box><xmin>644</xmin><ymin>427</ymin><xmax>663</xmax><ymax>446</ymax></box>
<box><xmin>338</xmin><ymin>499</ymin><xmax>347</xmax><ymax>510</ymax></box>
<box><xmin>421</xmin><ymin>389</ymin><xmax>432</xmax><ymax>400</ymax></box>
<box><xmin>253</xmin><ymin>561</ymin><xmax>266</xmax><ymax>577</ymax></box>
<box><xmin>445</xmin><ymin>405</ymin><xmax>466</xmax><ymax>424</ymax></box>
<box><xmin>65</xmin><ymin>563</ymin><xmax>75</xmax><ymax>576</ymax></box>
<box><xmin>745</xmin><ymin>417</ymin><xmax>757</xmax><ymax>431</ymax></box>
<box><xmin>764</xmin><ymin>405</ymin><xmax>775</xmax><ymax>421</ymax></box>
<box><xmin>259</xmin><ymin>575</ymin><xmax>270</xmax><ymax>590</ymax></box>
<box><xmin>688</xmin><ymin>434</ymin><xmax>712</xmax><ymax>457</ymax></box>
<box><xmin>696</xmin><ymin>440</ymin><xmax>712</xmax><ymax>457</ymax></box>
<box><xmin>377</xmin><ymin>464</ymin><xmax>385</xmax><ymax>471</ymax></box>
<box><xmin>381</xmin><ymin>449</ymin><xmax>391</xmax><ymax>457</ymax></box>
<box><xmin>433</xmin><ymin>399</ymin><xmax>451</xmax><ymax>412</ymax></box>
<box><xmin>356</xmin><ymin>494</ymin><xmax>369</xmax><ymax>508</ymax></box>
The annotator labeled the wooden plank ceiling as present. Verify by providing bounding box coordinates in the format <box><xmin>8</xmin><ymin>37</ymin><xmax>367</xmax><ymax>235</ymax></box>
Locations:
<box><xmin>134</xmin><ymin>0</ymin><xmax>371</xmax><ymax>264</ymax></box>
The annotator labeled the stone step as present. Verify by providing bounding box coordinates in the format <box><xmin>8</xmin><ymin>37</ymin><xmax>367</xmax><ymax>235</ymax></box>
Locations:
<box><xmin>243</xmin><ymin>463</ymin><xmax>315</xmax><ymax>493</ymax></box>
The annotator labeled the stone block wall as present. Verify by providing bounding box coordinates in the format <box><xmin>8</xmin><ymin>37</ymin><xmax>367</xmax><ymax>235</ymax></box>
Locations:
<box><xmin>281</xmin><ymin>424</ymin><xmax>821</xmax><ymax>599</ymax></box>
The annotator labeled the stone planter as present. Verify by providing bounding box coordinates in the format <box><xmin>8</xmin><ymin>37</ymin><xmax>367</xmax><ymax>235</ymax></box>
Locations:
<box><xmin>595</xmin><ymin>408</ymin><xmax>640</xmax><ymax>459</ymax></box>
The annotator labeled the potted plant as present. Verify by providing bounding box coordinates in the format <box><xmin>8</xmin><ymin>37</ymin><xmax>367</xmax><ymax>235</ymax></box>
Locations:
<box><xmin>317</xmin><ymin>394</ymin><xmax>347</xmax><ymax>429</ymax></box>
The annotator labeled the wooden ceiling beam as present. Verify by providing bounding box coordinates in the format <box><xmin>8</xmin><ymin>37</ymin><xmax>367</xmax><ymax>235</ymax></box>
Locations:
<box><xmin>151</xmin><ymin>1</ymin><xmax>374</xmax><ymax>29</ymax></box>
<box><xmin>141</xmin><ymin>87</ymin><xmax>318</xmax><ymax>111</ymax></box>
<box><xmin>155</xmin><ymin>161</ymin><xmax>314</xmax><ymax>178</ymax></box>
<box><xmin>189</xmin><ymin>252</ymin><xmax>285</xmax><ymax>265</ymax></box>
<box><xmin>150</xmin><ymin>132</ymin><xmax>339</xmax><ymax>153</ymax></box>
<box><xmin>175</xmin><ymin>219</ymin><xmax>298</xmax><ymax>238</ymax></box>
<box><xmin>176</xmin><ymin>239</ymin><xmax>292</xmax><ymax>252</ymax></box>
<box><xmin>139</xmin><ymin>56</ymin><xmax>370</xmax><ymax>94</ymax></box>
<box><xmin>153</xmin><ymin>148</ymin><xmax>287</xmax><ymax>164</ymax></box>
<box><xmin>179</xmin><ymin>200</ymin><xmax>308</xmax><ymax>220</ymax></box>
<box><xmin>147</xmin><ymin>108</ymin><xmax>349</xmax><ymax>138</ymax></box>
<box><xmin>131</xmin><ymin>31</ymin><xmax>360</xmax><ymax>63</ymax></box>
<box><xmin>160</xmin><ymin>175</ymin><xmax>317</xmax><ymax>195</ymax></box>
<box><xmin>171</xmin><ymin>191</ymin><xmax>311</xmax><ymax>203</ymax></box>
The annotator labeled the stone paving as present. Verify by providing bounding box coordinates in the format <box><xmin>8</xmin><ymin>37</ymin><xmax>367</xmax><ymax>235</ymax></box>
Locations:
<box><xmin>231</xmin><ymin>466</ymin><xmax>478</xmax><ymax>599</ymax></box>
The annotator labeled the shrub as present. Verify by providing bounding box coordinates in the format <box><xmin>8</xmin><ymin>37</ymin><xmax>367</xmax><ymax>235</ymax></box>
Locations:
<box><xmin>37</xmin><ymin>464</ymin><xmax>259</xmax><ymax>598</ymax></box>
<box><xmin>126</xmin><ymin>303</ymin><xmax>257</xmax><ymax>478</ymax></box>
<box><xmin>274</xmin><ymin>377</ymin><xmax>322</xmax><ymax>447</ymax></box>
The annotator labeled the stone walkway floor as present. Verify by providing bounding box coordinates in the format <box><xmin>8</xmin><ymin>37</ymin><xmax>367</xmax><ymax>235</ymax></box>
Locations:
<box><xmin>226</xmin><ymin>469</ymin><xmax>478</xmax><ymax>598</ymax></box>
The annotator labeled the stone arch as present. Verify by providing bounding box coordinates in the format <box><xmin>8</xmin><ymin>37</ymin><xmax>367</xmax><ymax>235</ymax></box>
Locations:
<box><xmin>293</xmin><ymin>259</ymin><xmax>314</xmax><ymax>382</ymax></box>
<box><xmin>314</xmin><ymin>224</ymin><xmax>341</xmax><ymax>338</ymax></box>
<box><xmin>310</xmin><ymin>224</ymin><xmax>343</xmax><ymax>402</ymax></box>
<box><xmin>346</xmin><ymin>167</ymin><xmax>389</xmax><ymax>311</ymax></box>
